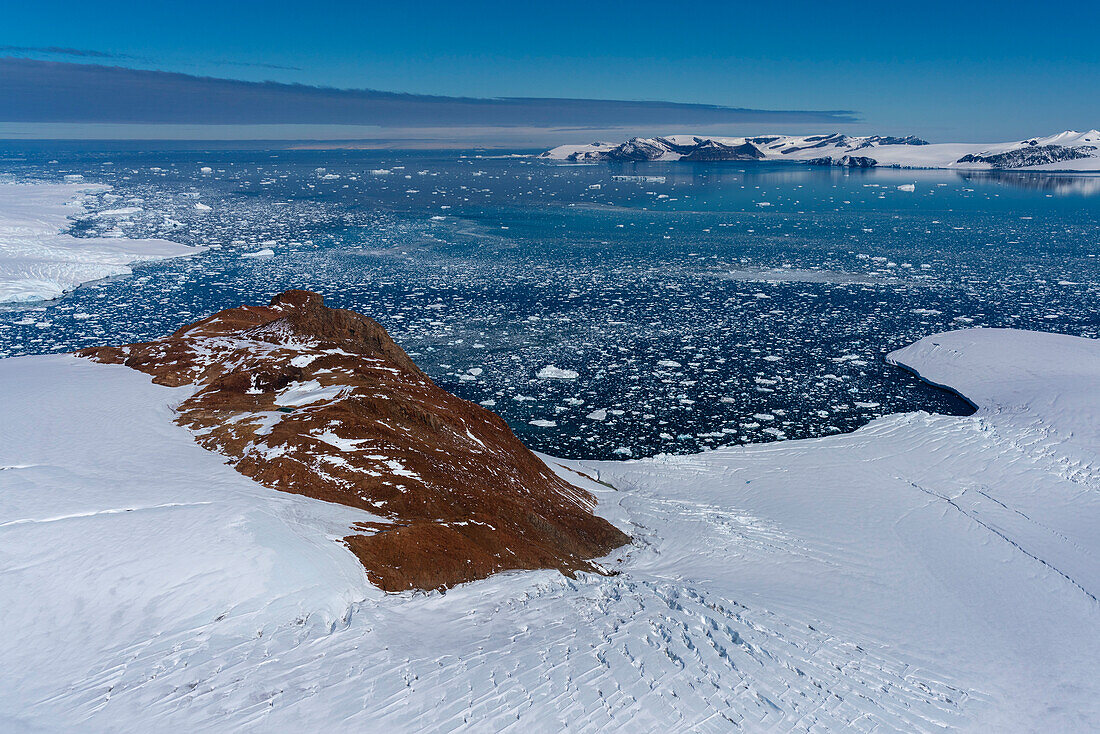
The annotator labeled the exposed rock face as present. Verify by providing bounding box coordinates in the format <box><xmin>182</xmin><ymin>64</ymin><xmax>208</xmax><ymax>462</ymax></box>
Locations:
<box><xmin>545</xmin><ymin>132</ymin><xmax>1100</xmax><ymax>170</ymax></box>
<box><xmin>604</xmin><ymin>137</ymin><xmax>673</xmax><ymax>161</ymax></box>
<box><xmin>543</xmin><ymin>133</ymin><xmax>930</xmax><ymax>164</ymax></box>
<box><xmin>807</xmin><ymin>155</ymin><xmax>878</xmax><ymax>168</ymax></box>
<box><xmin>554</xmin><ymin>136</ymin><xmax>767</xmax><ymax>162</ymax></box>
<box><xmin>956</xmin><ymin>144</ymin><xmax>1096</xmax><ymax>169</ymax></box>
<box><xmin>778</xmin><ymin>133</ymin><xmax>853</xmax><ymax>153</ymax></box>
<box><xmin>852</xmin><ymin>135</ymin><xmax>929</xmax><ymax>149</ymax></box>
<box><xmin>679</xmin><ymin>140</ymin><xmax>765</xmax><ymax>161</ymax></box>
<box><xmin>78</xmin><ymin>290</ymin><xmax>629</xmax><ymax>591</ymax></box>
<box><xmin>566</xmin><ymin>152</ymin><xmax>600</xmax><ymax>162</ymax></box>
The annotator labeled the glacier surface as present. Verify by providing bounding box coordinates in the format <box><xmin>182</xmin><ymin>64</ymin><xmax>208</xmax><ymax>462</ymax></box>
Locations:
<box><xmin>1</xmin><ymin>327</ymin><xmax>1098</xmax><ymax>731</ymax></box>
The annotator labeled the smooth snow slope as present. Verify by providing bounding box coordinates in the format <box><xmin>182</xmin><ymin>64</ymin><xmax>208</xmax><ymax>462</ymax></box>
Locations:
<box><xmin>2</xmin><ymin>329</ymin><xmax>1098</xmax><ymax>732</ymax></box>
<box><xmin>566</xmin><ymin>328</ymin><xmax>1100</xmax><ymax>731</ymax></box>
<box><xmin>0</xmin><ymin>183</ymin><xmax>201</xmax><ymax>303</ymax></box>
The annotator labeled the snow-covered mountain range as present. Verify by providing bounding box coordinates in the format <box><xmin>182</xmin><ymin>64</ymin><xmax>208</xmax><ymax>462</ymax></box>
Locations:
<box><xmin>541</xmin><ymin>130</ymin><xmax>1100</xmax><ymax>170</ymax></box>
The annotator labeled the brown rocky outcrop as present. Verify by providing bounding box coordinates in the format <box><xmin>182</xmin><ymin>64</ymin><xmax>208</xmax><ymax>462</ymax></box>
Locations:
<box><xmin>78</xmin><ymin>290</ymin><xmax>629</xmax><ymax>591</ymax></box>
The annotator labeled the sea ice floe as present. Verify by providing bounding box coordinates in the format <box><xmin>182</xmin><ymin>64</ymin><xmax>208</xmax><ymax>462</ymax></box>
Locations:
<box><xmin>537</xmin><ymin>365</ymin><xmax>579</xmax><ymax>380</ymax></box>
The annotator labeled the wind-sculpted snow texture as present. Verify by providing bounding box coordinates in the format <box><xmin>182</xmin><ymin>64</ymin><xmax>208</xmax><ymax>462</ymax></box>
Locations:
<box><xmin>2</xmin><ymin>327</ymin><xmax>1098</xmax><ymax>731</ymax></box>
<box><xmin>77</xmin><ymin>289</ymin><xmax>629</xmax><ymax>591</ymax></box>
<box><xmin>543</xmin><ymin>130</ymin><xmax>1100</xmax><ymax>170</ymax></box>
<box><xmin>0</xmin><ymin>182</ymin><xmax>201</xmax><ymax>302</ymax></box>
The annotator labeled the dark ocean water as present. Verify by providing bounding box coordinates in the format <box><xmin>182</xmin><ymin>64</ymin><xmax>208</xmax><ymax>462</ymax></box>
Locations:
<box><xmin>2</xmin><ymin>144</ymin><xmax>1098</xmax><ymax>459</ymax></box>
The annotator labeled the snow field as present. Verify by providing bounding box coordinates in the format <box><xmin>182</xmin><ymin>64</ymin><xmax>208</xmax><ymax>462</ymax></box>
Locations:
<box><xmin>2</xmin><ymin>328</ymin><xmax>1098</xmax><ymax>730</ymax></box>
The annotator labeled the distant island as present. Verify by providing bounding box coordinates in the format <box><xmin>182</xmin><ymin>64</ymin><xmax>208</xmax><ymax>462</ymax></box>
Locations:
<box><xmin>541</xmin><ymin>130</ymin><xmax>1100</xmax><ymax>171</ymax></box>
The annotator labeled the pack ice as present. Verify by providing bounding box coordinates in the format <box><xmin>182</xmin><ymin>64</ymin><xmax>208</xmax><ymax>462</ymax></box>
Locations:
<box><xmin>1</xmin><ymin>327</ymin><xmax>1097</xmax><ymax>731</ymax></box>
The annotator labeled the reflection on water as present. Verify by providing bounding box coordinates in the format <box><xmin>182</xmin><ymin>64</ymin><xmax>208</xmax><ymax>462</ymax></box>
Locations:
<box><xmin>0</xmin><ymin>147</ymin><xmax>1097</xmax><ymax>459</ymax></box>
<box><xmin>958</xmin><ymin>170</ymin><xmax>1100</xmax><ymax>196</ymax></box>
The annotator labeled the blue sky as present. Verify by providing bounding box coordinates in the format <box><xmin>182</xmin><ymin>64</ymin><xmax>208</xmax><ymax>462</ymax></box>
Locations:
<box><xmin>2</xmin><ymin>0</ymin><xmax>1098</xmax><ymax>141</ymax></box>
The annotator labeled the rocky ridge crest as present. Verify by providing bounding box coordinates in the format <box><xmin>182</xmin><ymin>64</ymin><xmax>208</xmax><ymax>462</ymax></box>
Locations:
<box><xmin>79</xmin><ymin>290</ymin><xmax>629</xmax><ymax>591</ymax></box>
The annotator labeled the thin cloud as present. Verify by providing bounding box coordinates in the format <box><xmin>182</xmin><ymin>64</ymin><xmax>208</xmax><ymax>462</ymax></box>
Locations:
<box><xmin>0</xmin><ymin>47</ymin><xmax>297</xmax><ymax>71</ymax></box>
<box><xmin>0</xmin><ymin>46</ymin><xmax>130</xmax><ymax>60</ymax></box>
<box><xmin>0</xmin><ymin>59</ymin><xmax>859</xmax><ymax>129</ymax></box>
<box><xmin>216</xmin><ymin>60</ymin><xmax>304</xmax><ymax>72</ymax></box>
